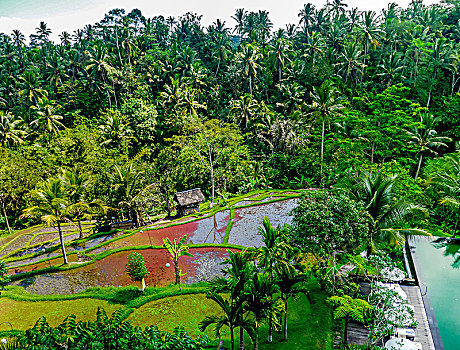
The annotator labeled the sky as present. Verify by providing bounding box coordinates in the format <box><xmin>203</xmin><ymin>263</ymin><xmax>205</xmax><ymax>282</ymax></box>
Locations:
<box><xmin>0</xmin><ymin>0</ymin><xmax>442</xmax><ymax>42</ymax></box>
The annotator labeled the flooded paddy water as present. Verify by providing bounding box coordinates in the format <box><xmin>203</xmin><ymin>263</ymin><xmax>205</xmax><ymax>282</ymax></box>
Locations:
<box><xmin>14</xmin><ymin>247</ymin><xmax>238</xmax><ymax>294</ymax></box>
<box><xmin>5</xmin><ymin>197</ymin><xmax>300</xmax><ymax>295</ymax></box>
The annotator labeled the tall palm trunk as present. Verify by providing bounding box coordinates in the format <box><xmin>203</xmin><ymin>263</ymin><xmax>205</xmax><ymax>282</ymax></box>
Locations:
<box><xmin>267</xmin><ymin>319</ymin><xmax>273</xmax><ymax>343</ymax></box>
<box><xmin>254</xmin><ymin>329</ymin><xmax>259</xmax><ymax>350</ymax></box>
<box><xmin>320</xmin><ymin>114</ymin><xmax>326</xmax><ymax>176</ymax></box>
<box><xmin>415</xmin><ymin>153</ymin><xmax>423</xmax><ymax>180</ymax></box>
<box><xmin>57</xmin><ymin>221</ymin><xmax>68</xmax><ymax>264</ymax></box>
<box><xmin>231</xmin><ymin>327</ymin><xmax>235</xmax><ymax>350</ymax></box>
<box><xmin>1</xmin><ymin>199</ymin><xmax>11</xmax><ymax>234</ymax></box>
<box><xmin>240</xmin><ymin>325</ymin><xmax>245</xmax><ymax>350</ymax></box>
<box><xmin>284</xmin><ymin>299</ymin><xmax>288</xmax><ymax>340</ymax></box>
<box><xmin>77</xmin><ymin>217</ymin><xmax>83</xmax><ymax>240</ymax></box>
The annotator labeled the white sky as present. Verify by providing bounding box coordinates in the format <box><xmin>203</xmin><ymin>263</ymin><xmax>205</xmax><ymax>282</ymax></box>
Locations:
<box><xmin>0</xmin><ymin>0</ymin><xmax>442</xmax><ymax>42</ymax></box>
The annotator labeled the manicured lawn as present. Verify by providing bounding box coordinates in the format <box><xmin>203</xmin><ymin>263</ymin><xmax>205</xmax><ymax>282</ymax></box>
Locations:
<box><xmin>0</xmin><ymin>284</ymin><xmax>333</xmax><ymax>349</ymax></box>
<box><xmin>129</xmin><ymin>286</ymin><xmax>333</xmax><ymax>350</ymax></box>
<box><xmin>128</xmin><ymin>293</ymin><xmax>223</xmax><ymax>339</ymax></box>
<box><xmin>255</xmin><ymin>291</ymin><xmax>333</xmax><ymax>349</ymax></box>
<box><xmin>0</xmin><ymin>298</ymin><xmax>125</xmax><ymax>332</ymax></box>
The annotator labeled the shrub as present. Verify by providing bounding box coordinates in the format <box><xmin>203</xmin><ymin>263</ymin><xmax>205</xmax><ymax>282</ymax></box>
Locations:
<box><xmin>125</xmin><ymin>252</ymin><xmax>149</xmax><ymax>282</ymax></box>
<box><xmin>19</xmin><ymin>308</ymin><xmax>209</xmax><ymax>349</ymax></box>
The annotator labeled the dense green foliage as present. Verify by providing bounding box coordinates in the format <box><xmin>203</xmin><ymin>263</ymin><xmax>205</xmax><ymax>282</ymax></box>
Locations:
<box><xmin>125</xmin><ymin>252</ymin><xmax>150</xmax><ymax>282</ymax></box>
<box><xmin>1</xmin><ymin>2</ymin><xmax>460</xmax><ymax>233</ymax></box>
<box><xmin>19</xmin><ymin>308</ymin><xmax>209</xmax><ymax>349</ymax></box>
<box><xmin>290</xmin><ymin>191</ymin><xmax>371</xmax><ymax>256</ymax></box>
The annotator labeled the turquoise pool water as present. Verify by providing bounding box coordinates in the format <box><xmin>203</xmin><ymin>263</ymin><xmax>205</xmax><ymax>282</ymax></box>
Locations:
<box><xmin>413</xmin><ymin>237</ymin><xmax>460</xmax><ymax>350</ymax></box>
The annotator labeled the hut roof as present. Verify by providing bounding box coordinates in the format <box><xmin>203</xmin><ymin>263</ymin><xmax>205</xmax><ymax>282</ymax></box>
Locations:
<box><xmin>174</xmin><ymin>188</ymin><xmax>205</xmax><ymax>207</ymax></box>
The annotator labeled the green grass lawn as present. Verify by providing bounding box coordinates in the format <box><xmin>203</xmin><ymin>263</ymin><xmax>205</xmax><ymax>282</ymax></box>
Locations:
<box><xmin>128</xmin><ymin>293</ymin><xmax>221</xmax><ymax>339</ymax></box>
<box><xmin>0</xmin><ymin>283</ymin><xmax>333</xmax><ymax>349</ymax></box>
<box><xmin>0</xmin><ymin>298</ymin><xmax>125</xmax><ymax>331</ymax></box>
<box><xmin>129</xmin><ymin>286</ymin><xmax>333</xmax><ymax>350</ymax></box>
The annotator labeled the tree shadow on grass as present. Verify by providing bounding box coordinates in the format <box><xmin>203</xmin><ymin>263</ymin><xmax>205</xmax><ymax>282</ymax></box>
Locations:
<box><xmin>105</xmin><ymin>288</ymin><xmax>143</xmax><ymax>305</ymax></box>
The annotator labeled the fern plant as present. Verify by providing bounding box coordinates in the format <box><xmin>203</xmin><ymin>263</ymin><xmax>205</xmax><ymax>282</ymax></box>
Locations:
<box><xmin>329</xmin><ymin>295</ymin><xmax>373</xmax><ymax>345</ymax></box>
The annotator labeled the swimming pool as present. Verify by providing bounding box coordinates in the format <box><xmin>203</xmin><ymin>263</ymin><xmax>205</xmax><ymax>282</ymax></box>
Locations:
<box><xmin>410</xmin><ymin>237</ymin><xmax>460</xmax><ymax>350</ymax></box>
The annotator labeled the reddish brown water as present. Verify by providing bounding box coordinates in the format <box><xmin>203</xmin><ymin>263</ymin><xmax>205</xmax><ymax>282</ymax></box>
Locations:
<box><xmin>14</xmin><ymin>247</ymin><xmax>240</xmax><ymax>294</ymax></box>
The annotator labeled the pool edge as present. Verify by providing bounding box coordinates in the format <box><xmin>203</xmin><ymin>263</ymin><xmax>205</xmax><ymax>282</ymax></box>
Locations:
<box><xmin>407</xmin><ymin>238</ymin><xmax>445</xmax><ymax>350</ymax></box>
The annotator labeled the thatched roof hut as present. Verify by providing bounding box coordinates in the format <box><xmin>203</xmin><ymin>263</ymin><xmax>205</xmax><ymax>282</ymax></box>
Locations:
<box><xmin>174</xmin><ymin>188</ymin><xmax>205</xmax><ymax>216</ymax></box>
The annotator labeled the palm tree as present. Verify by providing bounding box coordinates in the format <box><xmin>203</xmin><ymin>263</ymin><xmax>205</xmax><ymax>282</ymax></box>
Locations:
<box><xmin>98</xmin><ymin>111</ymin><xmax>134</xmax><ymax>147</ymax></box>
<box><xmin>232</xmin><ymin>9</ymin><xmax>247</xmax><ymax>36</ymax></box>
<box><xmin>60</xmin><ymin>168</ymin><xmax>106</xmax><ymax>239</ymax></box>
<box><xmin>59</xmin><ymin>31</ymin><xmax>71</xmax><ymax>47</ymax></box>
<box><xmin>35</xmin><ymin>21</ymin><xmax>52</xmax><ymax>42</ymax></box>
<box><xmin>203</xmin><ymin>250</ymin><xmax>255</xmax><ymax>350</ymax></box>
<box><xmin>200</xmin><ymin>292</ymin><xmax>253</xmax><ymax>350</ymax></box>
<box><xmin>256</xmin><ymin>216</ymin><xmax>285</xmax><ymax>343</ymax></box>
<box><xmin>110</xmin><ymin>164</ymin><xmax>150</xmax><ymax>227</ymax></box>
<box><xmin>270</xmin><ymin>38</ymin><xmax>292</xmax><ymax>82</ymax></box>
<box><xmin>230</xmin><ymin>94</ymin><xmax>258</xmax><ymax>129</ymax></box>
<box><xmin>18</xmin><ymin>71</ymin><xmax>47</xmax><ymax>105</ymax></box>
<box><xmin>30</xmin><ymin>97</ymin><xmax>65</xmax><ymax>141</ymax></box>
<box><xmin>342</xmin><ymin>171</ymin><xmax>429</xmax><ymax>252</ymax></box>
<box><xmin>406</xmin><ymin>113</ymin><xmax>451</xmax><ymax>179</ymax></box>
<box><xmin>430</xmin><ymin>153</ymin><xmax>460</xmax><ymax>236</ymax></box>
<box><xmin>209</xmin><ymin>250</ymin><xmax>254</xmax><ymax>350</ymax></box>
<box><xmin>304</xmin><ymin>31</ymin><xmax>325</xmax><ymax>65</ymax></box>
<box><xmin>22</xmin><ymin>178</ymin><xmax>71</xmax><ymax>264</ymax></box>
<box><xmin>11</xmin><ymin>29</ymin><xmax>25</xmax><ymax>47</ymax></box>
<box><xmin>377</xmin><ymin>52</ymin><xmax>405</xmax><ymax>87</ymax></box>
<box><xmin>0</xmin><ymin>110</ymin><xmax>26</xmax><ymax>147</ymax></box>
<box><xmin>274</xmin><ymin>247</ymin><xmax>307</xmax><ymax>340</ymax></box>
<box><xmin>298</xmin><ymin>4</ymin><xmax>316</xmax><ymax>35</ymax></box>
<box><xmin>244</xmin><ymin>273</ymin><xmax>282</xmax><ymax>350</ymax></box>
<box><xmin>336</xmin><ymin>42</ymin><xmax>365</xmax><ymax>84</ymax></box>
<box><xmin>236</xmin><ymin>43</ymin><xmax>262</xmax><ymax>95</ymax></box>
<box><xmin>309</xmin><ymin>80</ymin><xmax>345</xmax><ymax>175</ymax></box>
<box><xmin>358</xmin><ymin>11</ymin><xmax>382</xmax><ymax>74</ymax></box>
<box><xmin>210</xmin><ymin>32</ymin><xmax>231</xmax><ymax>77</ymax></box>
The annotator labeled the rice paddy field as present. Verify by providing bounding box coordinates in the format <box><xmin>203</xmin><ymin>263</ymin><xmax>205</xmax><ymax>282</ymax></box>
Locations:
<box><xmin>0</xmin><ymin>190</ymin><xmax>333</xmax><ymax>349</ymax></box>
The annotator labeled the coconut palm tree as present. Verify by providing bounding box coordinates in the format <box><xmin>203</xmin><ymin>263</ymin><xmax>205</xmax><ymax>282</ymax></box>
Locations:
<box><xmin>60</xmin><ymin>168</ymin><xmax>106</xmax><ymax>239</ymax></box>
<box><xmin>18</xmin><ymin>71</ymin><xmax>47</xmax><ymax>105</ymax></box>
<box><xmin>30</xmin><ymin>97</ymin><xmax>65</xmax><ymax>141</ymax></box>
<box><xmin>342</xmin><ymin>171</ymin><xmax>429</xmax><ymax>252</ymax></box>
<box><xmin>309</xmin><ymin>80</ymin><xmax>345</xmax><ymax>176</ymax></box>
<box><xmin>256</xmin><ymin>216</ymin><xmax>286</xmax><ymax>343</ymax></box>
<box><xmin>22</xmin><ymin>178</ymin><xmax>71</xmax><ymax>264</ymax></box>
<box><xmin>110</xmin><ymin>163</ymin><xmax>151</xmax><ymax>227</ymax></box>
<box><xmin>406</xmin><ymin>113</ymin><xmax>451</xmax><ymax>179</ymax></box>
<box><xmin>236</xmin><ymin>43</ymin><xmax>262</xmax><ymax>95</ymax></box>
<box><xmin>230</xmin><ymin>93</ymin><xmax>258</xmax><ymax>129</ymax></box>
<box><xmin>11</xmin><ymin>29</ymin><xmax>26</xmax><ymax>47</ymax></box>
<box><xmin>0</xmin><ymin>110</ymin><xmax>26</xmax><ymax>147</ymax></box>
<box><xmin>430</xmin><ymin>153</ymin><xmax>460</xmax><ymax>236</ymax></box>
<box><xmin>98</xmin><ymin>111</ymin><xmax>134</xmax><ymax>147</ymax></box>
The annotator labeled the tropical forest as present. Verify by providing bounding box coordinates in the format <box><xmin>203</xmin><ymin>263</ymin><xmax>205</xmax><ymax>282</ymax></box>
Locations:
<box><xmin>1</xmin><ymin>0</ymin><xmax>460</xmax><ymax>349</ymax></box>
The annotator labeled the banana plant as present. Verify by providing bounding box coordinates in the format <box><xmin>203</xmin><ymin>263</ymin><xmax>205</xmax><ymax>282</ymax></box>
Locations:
<box><xmin>163</xmin><ymin>235</ymin><xmax>193</xmax><ymax>288</ymax></box>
